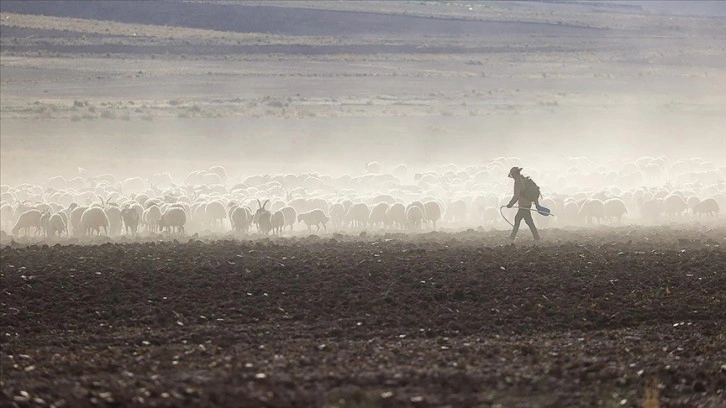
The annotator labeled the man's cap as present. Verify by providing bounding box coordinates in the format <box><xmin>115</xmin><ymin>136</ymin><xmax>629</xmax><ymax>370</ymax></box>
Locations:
<box><xmin>508</xmin><ymin>167</ymin><xmax>523</xmax><ymax>177</ymax></box>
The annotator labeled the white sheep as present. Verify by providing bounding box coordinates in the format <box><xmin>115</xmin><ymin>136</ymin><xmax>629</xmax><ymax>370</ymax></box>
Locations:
<box><xmin>386</xmin><ymin>203</ymin><xmax>406</xmax><ymax>229</ymax></box>
<box><xmin>270</xmin><ymin>210</ymin><xmax>285</xmax><ymax>235</ymax></box>
<box><xmin>447</xmin><ymin>199</ymin><xmax>467</xmax><ymax>223</ymax></box>
<box><xmin>105</xmin><ymin>205</ymin><xmax>123</xmax><ymax>236</ymax></box>
<box><xmin>80</xmin><ymin>207</ymin><xmax>110</xmax><ymax>236</ymax></box>
<box><xmin>1</xmin><ymin>202</ymin><xmax>15</xmax><ymax>231</ymax></box>
<box><xmin>578</xmin><ymin>199</ymin><xmax>605</xmax><ymax>224</ymax></box>
<box><xmin>142</xmin><ymin>205</ymin><xmax>162</xmax><ymax>233</ymax></box>
<box><xmin>423</xmin><ymin>200</ymin><xmax>442</xmax><ymax>230</ymax></box>
<box><xmin>603</xmin><ymin>198</ymin><xmax>628</xmax><ymax>223</ymax></box>
<box><xmin>230</xmin><ymin>205</ymin><xmax>252</xmax><ymax>234</ymax></box>
<box><xmin>406</xmin><ymin>201</ymin><xmax>426</xmax><ymax>220</ymax></box>
<box><xmin>46</xmin><ymin>212</ymin><xmax>67</xmax><ymax>238</ymax></box>
<box><xmin>204</xmin><ymin>201</ymin><xmax>227</xmax><ymax>229</ymax></box>
<box><xmin>208</xmin><ymin>166</ymin><xmax>228</xmax><ymax>184</ymax></box>
<box><xmin>346</xmin><ymin>203</ymin><xmax>370</xmax><ymax>229</ymax></box>
<box><xmin>297</xmin><ymin>209</ymin><xmax>329</xmax><ymax>233</ymax></box>
<box><xmin>687</xmin><ymin>196</ymin><xmax>701</xmax><ymax>213</ymax></box>
<box><xmin>329</xmin><ymin>202</ymin><xmax>346</xmax><ymax>229</ymax></box>
<box><xmin>694</xmin><ymin>198</ymin><xmax>719</xmax><ymax>217</ymax></box>
<box><xmin>663</xmin><ymin>194</ymin><xmax>687</xmax><ymax>217</ymax></box>
<box><xmin>159</xmin><ymin>207</ymin><xmax>187</xmax><ymax>234</ymax></box>
<box><xmin>46</xmin><ymin>175</ymin><xmax>67</xmax><ymax>190</ymax></box>
<box><xmin>69</xmin><ymin>205</ymin><xmax>87</xmax><ymax>236</ymax></box>
<box><xmin>366</xmin><ymin>161</ymin><xmax>381</xmax><ymax>174</ymax></box>
<box><xmin>121</xmin><ymin>207</ymin><xmax>140</xmax><ymax>235</ymax></box>
<box><xmin>123</xmin><ymin>177</ymin><xmax>146</xmax><ymax>194</ymax></box>
<box><xmin>148</xmin><ymin>172</ymin><xmax>174</xmax><ymax>189</ymax></box>
<box><xmin>405</xmin><ymin>205</ymin><xmax>424</xmax><ymax>230</ymax></box>
<box><xmin>280</xmin><ymin>206</ymin><xmax>297</xmax><ymax>232</ymax></box>
<box><xmin>11</xmin><ymin>209</ymin><xmax>44</xmax><ymax>237</ymax></box>
<box><xmin>368</xmin><ymin>202</ymin><xmax>390</xmax><ymax>228</ymax></box>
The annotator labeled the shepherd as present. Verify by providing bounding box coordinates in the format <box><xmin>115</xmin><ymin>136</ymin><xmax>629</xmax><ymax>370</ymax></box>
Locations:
<box><xmin>506</xmin><ymin>167</ymin><xmax>541</xmax><ymax>241</ymax></box>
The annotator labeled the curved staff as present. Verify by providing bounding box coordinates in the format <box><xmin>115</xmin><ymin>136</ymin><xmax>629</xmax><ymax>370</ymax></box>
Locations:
<box><xmin>500</xmin><ymin>205</ymin><xmax>553</xmax><ymax>228</ymax></box>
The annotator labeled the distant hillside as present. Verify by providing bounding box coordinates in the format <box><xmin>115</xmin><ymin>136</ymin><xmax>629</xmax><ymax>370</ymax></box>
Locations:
<box><xmin>621</xmin><ymin>1</ymin><xmax>726</xmax><ymax>17</ymax></box>
<box><xmin>0</xmin><ymin>0</ymin><xmax>605</xmax><ymax>37</ymax></box>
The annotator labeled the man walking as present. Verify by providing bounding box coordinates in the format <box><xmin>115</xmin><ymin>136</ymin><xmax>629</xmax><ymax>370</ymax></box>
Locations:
<box><xmin>506</xmin><ymin>167</ymin><xmax>540</xmax><ymax>241</ymax></box>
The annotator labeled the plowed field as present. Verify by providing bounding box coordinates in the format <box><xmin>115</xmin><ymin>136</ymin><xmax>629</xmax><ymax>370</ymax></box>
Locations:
<box><xmin>2</xmin><ymin>226</ymin><xmax>725</xmax><ymax>407</ymax></box>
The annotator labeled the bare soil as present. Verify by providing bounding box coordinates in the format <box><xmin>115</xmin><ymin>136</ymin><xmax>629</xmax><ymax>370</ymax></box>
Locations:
<box><xmin>2</xmin><ymin>226</ymin><xmax>725</xmax><ymax>407</ymax></box>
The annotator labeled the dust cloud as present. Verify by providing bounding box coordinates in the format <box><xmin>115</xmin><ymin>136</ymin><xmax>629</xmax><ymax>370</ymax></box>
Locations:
<box><xmin>0</xmin><ymin>1</ymin><xmax>724</xmax><ymax>193</ymax></box>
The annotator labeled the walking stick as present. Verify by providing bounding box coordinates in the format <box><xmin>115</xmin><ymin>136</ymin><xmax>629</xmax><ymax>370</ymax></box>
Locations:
<box><xmin>500</xmin><ymin>205</ymin><xmax>553</xmax><ymax>227</ymax></box>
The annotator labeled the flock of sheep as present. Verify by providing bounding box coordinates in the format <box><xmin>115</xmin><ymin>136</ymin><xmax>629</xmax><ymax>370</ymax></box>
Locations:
<box><xmin>1</xmin><ymin>156</ymin><xmax>723</xmax><ymax>241</ymax></box>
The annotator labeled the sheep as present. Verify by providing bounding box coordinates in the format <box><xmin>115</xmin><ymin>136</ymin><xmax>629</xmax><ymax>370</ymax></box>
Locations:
<box><xmin>104</xmin><ymin>205</ymin><xmax>123</xmax><ymax>236</ymax></box>
<box><xmin>368</xmin><ymin>202</ymin><xmax>390</xmax><ymax>228</ymax></box>
<box><xmin>366</xmin><ymin>161</ymin><xmax>381</xmax><ymax>174</ymax></box>
<box><xmin>578</xmin><ymin>199</ymin><xmax>605</xmax><ymax>224</ymax></box>
<box><xmin>329</xmin><ymin>202</ymin><xmax>347</xmax><ymax>229</ymax></box>
<box><xmin>687</xmin><ymin>196</ymin><xmax>701</xmax><ymax>213</ymax></box>
<box><xmin>208</xmin><ymin>166</ymin><xmax>228</xmax><ymax>184</ymax></box>
<box><xmin>200</xmin><ymin>172</ymin><xmax>222</xmax><ymax>186</ymax></box>
<box><xmin>123</xmin><ymin>177</ymin><xmax>146</xmax><ymax>194</ymax></box>
<box><xmin>280</xmin><ymin>206</ymin><xmax>297</xmax><ymax>232</ymax></box>
<box><xmin>423</xmin><ymin>200</ymin><xmax>442</xmax><ymax>230</ymax></box>
<box><xmin>603</xmin><ymin>198</ymin><xmax>628</xmax><ymax>223</ymax></box>
<box><xmin>69</xmin><ymin>205</ymin><xmax>88</xmax><ymax>236</ymax></box>
<box><xmin>447</xmin><ymin>199</ymin><xmax>467</xmax><ymax>223</ymax></box>
<box><xmin>46</xmin><ymin>212</ymin><xmax>67</xmax><ymax>238</ymax></box>
<box><xmin>80</xmin><ymin>207</ymin><xmax>110</xmax><ymax>236</ymax></box>
<box><xmin>46</xmin><ymin>175</ymin><xmax>67</xmax><ymax>190</ymax></box>
<box><xmin>346</xmin><ymin>203</ymin><xmax>370</xmax><ymax>229</ymax></box>
<box><xmin>297</xmin><ymin>209</ymin><xmax>329</xmax><ymax>233</ymax></box>
<box><xmin>392</xmin><ymin>163</ymin><xmax>408</xmax><ymax>179</ymax></box>
<box><xmin>663</xmin><ymin>194</ymin><xmax>687</xmax><ymax>217</ymax></box>
<box><xmin>230</xmin><ymin>205</ymin><xmax>252</xmax><ymax>234</ymax></box>
<box><xmin>121</xmin><ymin>207</ymin><xmax>140</xmax><ymax>235</ymax></box>
<box><xmin>405</xmin><ymin>205</ymin><xmax>424</xmax><ymax>230</ymax></box>
<box><xmin>204</xmin><ymin>201</ymin><xmax>227</xmax><ymax>229</ymax></box>
<box><xmin>148</xmin><ymin>172</ymin><xmax>174</xmax><ymax>189</ymax></box>
<box><xmin>406</xmin><ymin>201</ymin><xmax>426</xmax><ymax>221</ymax></box>
<box><xmin>1</xmin><ymin>202</ymin><xmax>15</xmax><ymax>231</ymax></box>
<box><xmin>386</xmin><ymin>202</ymin><xmax>406</xmax><ymax>229</ymax></box>
<box><xmin>11</xmin><ymin>209</ymin><xmax>44</xmax><ymax>237</ymax></box>
<box><xmin>371</xmin><ymin>194</ymin><xmax>396</xmax><ymax>205</ymax></box>
<box><xmin>159</xmin><ymin>207</ymin><xmax>187</xmax><ymax>234</ymax></box>
<box><xmin>694</xmin><ymin>198</ymin><xmax>719</xmax><ymax>217</ymax></box>
<box><xmin>40</xmin><ymin>210</ymin><xmax>51</xmax><ymax>236</ymax></box>
<box><xmin>270</xmin><ymin>210</ymin><xmax>285</xmax><ymax>235</ymax></box>
<box><xmin>141</xmin><ymin>206</ymin><xmax>160</xmax><ymax>232</ymax></box>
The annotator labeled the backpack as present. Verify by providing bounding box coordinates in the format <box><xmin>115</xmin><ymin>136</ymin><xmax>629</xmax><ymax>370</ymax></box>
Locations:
<box><xmin>522</xmin><ymin>177</ymin><xmax>541</xmax><ymax>201</ymax></box>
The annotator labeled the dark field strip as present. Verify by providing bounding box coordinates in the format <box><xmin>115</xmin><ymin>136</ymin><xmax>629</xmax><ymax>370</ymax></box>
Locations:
<box><xmin>1</xmin><ymin>229</ymin><xmax>725</xmax><ymax>407</ymax></box>
<box><xmin>0</xmin><ymin>2</ymin><xmax>605</xmax><ymax>37</ymax></box>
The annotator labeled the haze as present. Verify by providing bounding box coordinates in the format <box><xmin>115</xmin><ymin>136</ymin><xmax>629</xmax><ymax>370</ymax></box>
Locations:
<box><xmin>0</xmin><ymin>1</ymin><xmax>723</xmax><ymax>191</ymax></box>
